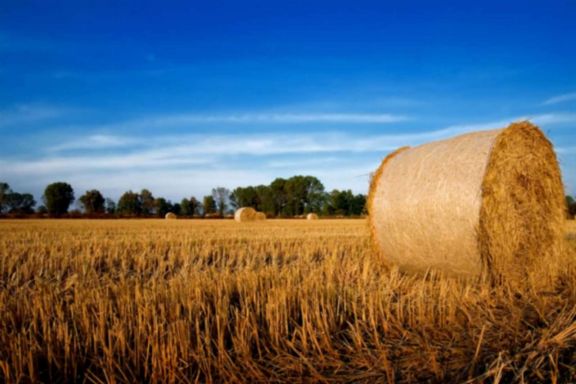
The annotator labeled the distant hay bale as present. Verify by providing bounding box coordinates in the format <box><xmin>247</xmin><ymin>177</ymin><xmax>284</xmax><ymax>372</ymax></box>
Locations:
<box><xmin>165</xmin><ymin>212</ymin><xmax>177</xmax><ymax>220</ymax></box>
<box><xmin>306</xmin><ymin>213</ymin><xmax>319</xmax><ymax>220</ymax></box>
<box><xmin>255</xmin><ymin>212</ymin><xmax>267</xmax><ymax>220</ymax></box>
<box><xmin>368</xmin><ymin>121</ymin><xmax>565</xmax><ymax>282</ymax></box>
<box><xmin>234</xmin><ymin>207</ymin><xmax>258</xmax><ymax>222</ymax></box>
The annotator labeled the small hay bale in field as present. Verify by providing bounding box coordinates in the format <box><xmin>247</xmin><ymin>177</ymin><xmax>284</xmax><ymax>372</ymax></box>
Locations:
<box><xmin>165</xmin><ymin>212</ymin><xmax>177</xmax><ymax>220</ymax></box>
<box><xmin>234</xmin><ymin>207</ymin><xmax>258</xmax><ymax>222</ymax></box>
<box><xmin>368</xmin><ymin>121</ymin><xmax>565</xmax><ymax>281</ymax></box>
<box><xmin>255</xmin><ymin>211</ymin><xmax>267</xmax><ymax>220</ymax></box>
<box><xmin>307</xmin><ymin>213</ymin><xmax>319</xmax><ymax>220</ymax></box>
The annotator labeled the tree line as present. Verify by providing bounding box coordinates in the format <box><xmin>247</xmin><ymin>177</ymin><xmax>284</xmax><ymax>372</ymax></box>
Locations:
<box><xmin>0</xmin><ymin>176</ymin><xmax>367</xmax><ymax>218</ymax></box>
<box><xmin>4</xmin><ymin>179</ymin><xmax>576</xmax><ymax>219</ymax></box>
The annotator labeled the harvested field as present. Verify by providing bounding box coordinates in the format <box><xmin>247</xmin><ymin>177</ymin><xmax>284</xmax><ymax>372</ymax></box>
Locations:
<box><xmin>1</xmin><ymin>219</ymin><xmax>575</xmax><ymax>383</ymax></box>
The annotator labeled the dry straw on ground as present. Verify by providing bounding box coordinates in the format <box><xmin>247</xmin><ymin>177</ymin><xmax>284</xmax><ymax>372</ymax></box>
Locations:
<box><xmin>368</xmin><ymin>121</ymin><xmax>565</xmax><ymax>283</ymax></box>
<box><xmin>165</xmin><ymin>212</ymin><xmax>177</xmax><ymax>220</ymax></box>
<box><xmin>1</xmin><ymin>219</ymin><xmax>575</xmax><ymax>383</ymax></box>
<box><xmin>234</xmin><ymin>207</ymin><xmax>258</xmax><ymax>222</ymax></box>
<box><xmin>307</xmin><ymin>213</ymin><xmax>319</xmax><ymax>220</ymax></box>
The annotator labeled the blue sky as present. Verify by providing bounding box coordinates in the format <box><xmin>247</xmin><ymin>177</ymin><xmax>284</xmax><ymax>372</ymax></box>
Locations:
<box><xmin>1</xmin><ymin>0</ymin><xmax>575</xmax><ymax>203</ymax></box>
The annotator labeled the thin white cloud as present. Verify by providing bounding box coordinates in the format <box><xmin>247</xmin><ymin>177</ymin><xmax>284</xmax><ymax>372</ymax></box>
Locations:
<box><xmin>44</xmin><ymin>126</ymin><xmax>480</xmax><ymax>157</ymax></box>
<box><xmin>183</xmin><ymin>112</ymin><xmax>409</xmax><ymax>123</ymax></box>
<box><xmin>1</xmin><ymin>149</ymin><xmax>213</xmax><ymax>175</ymax></box>
<box><xmin>532</xmin><ymin>113</ymin><xmax>576</xmax><ymax>125</ymax></box>
<box><xmin>542</xmin><ymin>92</ymin><xmax>576</xmax><ymax>106</ymax></box>
<box><xmin>267</xmin><ymin>157</ymin><xmax>340</xmax><ymax>169</ymax></box>
<box><xmin>4</xmin><ymin>113</ymin><xmax>576</xmax><ymax>201</ymax></box>
<box><xmin>556</xmin><ymin>146</ymin><xmax>576</xmax><ymax>155</ymax></box>
<box><xmin>48</xmin><ymin>134</ymin><xmax>139</xmax><ymax>152</ymax></box>
<box><xmin>0</xmin><ymin>104</ymin><xmax>70</xmax><ymax>127</ymax></box>
<box><xmin>2</xmin><ymin>126</ymin><xmax>476</xmax><ymax>200</ymax></box>
<box><xmin>47</xmin><ymin>111</ymin><xmax>575</xmax><ymax>154</ymax></box>
<box><xmin>21</xmin><ymin>112</ymin><xmax>576</xmax><ymax>178</ymax></box>
<box><xmin>80</xmin><ymin>112</ymin><xmax>410</xmax><ymax>131</ymax></box>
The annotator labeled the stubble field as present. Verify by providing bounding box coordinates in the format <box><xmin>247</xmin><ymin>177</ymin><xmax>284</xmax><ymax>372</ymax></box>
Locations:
<box><xmin>1</xmin><ymin>219</ymin><xmax>575</xmax><ymax>383</ymax></box>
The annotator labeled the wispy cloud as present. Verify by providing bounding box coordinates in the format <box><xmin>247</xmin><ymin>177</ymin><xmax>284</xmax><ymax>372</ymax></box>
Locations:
<box><xmin>2</xmin><ymin>125</ymin><xmax>479</xmax><ymax>200</ymax></box>
<box><xmin>3</xmin><ymin>113</ymin><xmax>576</xmax><ymax>200</ymax></box>
<box><xmin>444</xmin><ymin>113</ymin><xmax>576</xmax><ymax>131</ymax></box>
<box><xmin>556</xmin><ymin>146</ymin><xmax>576</xmax><ymax>155</ymax></box>
<box><xmin>542</xmin><ymin>92</ymin><xmax>576</xmax><ymax>106</ymax></box>
<box><xmin>0</xmin><ymin>104</ymin><xmax>71</xmax><ymax>127</ymax></box>
<box><xmin>532</xmin><ymin>113</ymin><xmax>576</xmax><ymax>124</ymax></box>
<box><xmin>18</xmin><ymin>112</ymin><xmax>576</xmax><ymax>175</ymax></box>
<box><xmin>80</xmin><ymin>112</ymin><xmax>410</xmax><ymax>131</ymax></box>
<box><xmin>48</xmin><ymin>134</ymin><xmax>139</xmax><ymax>152</ymax></box>
<box><xmin>181</xmin><ymin>112</ymin><xmax>409</xmax><ymax>123</ymax></box>
<box><xmin>44</xmin><ymin>124</ymin><xmax>488</xmax><ymax>158</ymax></box>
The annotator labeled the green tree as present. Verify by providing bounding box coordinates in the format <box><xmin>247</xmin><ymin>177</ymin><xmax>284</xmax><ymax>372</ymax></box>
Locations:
<box><xmin>105</xmin><ymin>198</ymin><xmax>116</xmax><ymax>214</ymax></box>
<box><xmin>79</xmin><ymin>189</ymin><xmax>105</xmax><ymax>214</ymax></box>
<box><xmin>350</xmin><ymin>193</ymin><xmax>367</xmax><ymax>216</ymax></box>
<box><xmin>6</xmin><ymin>192</ymin><xmax>36</xmax><ymax>214</ymax></box>
<box><xmin>324</xmin><ymin>189</ymin><xmax>355</xmax><ymax>216</ymax></box>
<box><xmin>189</xmin><ymin>197</ymin><xmax>201</xmax><ymax>217</ymax></box>
<box><xmin>333</xmin><ymin>189</ymin><xmax>350</xmax><ymax>216</ymax></box>
<box><xmin>255</xmin><ymin>185</ymin><xmax>274</xmax><ymax>215</ymax></box>
<box><xmin>283</xmin><ymin>175</ymin><xmax>325</xmax><ymax>216</ymax></box>
<box><xmin>0</xmin><ymin>182</ymin><xmax>10</xmax><ymax>213</ymax></box>
<box><xmin>302</xmin><ymin>175</ymin><xmax>325</xmax><ymax>213</ymax></box>
<box><xmin>227</xmin><ymin>175</ymin><xmax>331</xmax><ymax>217</ymax></box>
<box><xmin>117</xmin><ymin>191</ymin><xmax>142</xmax><ymax>216</ymax></box>
<box><xmin>203</xmin><ymin>195</ymin><xmax>216</xmax><ymax>216</ymax></box>
<box><xmin>154</xmin><ymin>197</ymin><xmax>171</xmax><ymax>217</ymax></box>
<box><xmin>180</xmin><ymin>197</ymin><xmax>200</xmax><ymax>217</ymax></box>
<box><xmin>232</xmin><ymin>176</ymin><xmax>325</xmax><ymax>217</ymax></box>
<box><xmin>43</xmin><ymin>182</ymin><xmax>74</xmax><ymax>216</ymax></box>
<box><xmin>212</xmin><ymin>187</ymin><xmax>231</xmax><ymax>216</ymax></box>
<box><xmin>232</xmin><ymin>186</ymin><xmax>258</xmax><ymax>209</ymax></box>
<box><xmin>284</xmin><ymin>177</ymin><xmax>303</xmax><ymax>216</ymax></box>
<box><xmin>270</xmin><ymin>178</ymin><xmax>288</xmax><ymax>216</ymax></box>
<box><xmin>180</xmin><ymin>198</ymin><xmax>192</xmax><ymax>216</ymax></box>
<box><xmin>140</xmin><ymin>189</ymin><xmax>155</xmax><ymax>216</ymax></box>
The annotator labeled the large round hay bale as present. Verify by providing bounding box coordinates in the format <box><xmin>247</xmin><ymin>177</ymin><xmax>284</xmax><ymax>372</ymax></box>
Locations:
<box><xmin>306</xmin><ymin>213</ymin><xmax>319</xmax><ymax>220</ymax></box>
<box><xmin>255</xmin><ymin>211</ymin><xmax>267</xmax><ymax>220</ymax></box>
<box><xmin>234</xmin><ymin>207</ymin><xmax>258</xmax><ymax>222</ymax></box>
<box><xmin>165</xmin><ymin>212</ymin><xmax>177</xmax><ymax>220</ymax></box>
<box><xmin>368</xmin><ymin>121</ymin><xmax>565</xmax><ymax>281</ymax></box>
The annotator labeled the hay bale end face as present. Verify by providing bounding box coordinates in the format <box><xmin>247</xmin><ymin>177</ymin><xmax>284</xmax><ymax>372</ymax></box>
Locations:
<box><xmin>368</xmin><ymin>121</ymin><xmax>565</xmax><ymax>281</ymax></box>
<box><xmin>234</xmin><ymin>207</ymin><xmax>258</xmax><ymax>222</ymax></box>
<box><xmin>165</xmin><ymin>212</ymin><xmax>177</xmax><ymax>220</ymax></box>
<box><xmin>307</xmin><ymin>213</ymin><xmax>319</xmax><ymax>220</ymax></box>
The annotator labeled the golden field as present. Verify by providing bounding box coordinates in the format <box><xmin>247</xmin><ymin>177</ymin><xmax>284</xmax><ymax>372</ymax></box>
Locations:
<box><xmin>1</xmin><ymin>219</ymin><xmax>575</xmax><ymax>383</ymax></box>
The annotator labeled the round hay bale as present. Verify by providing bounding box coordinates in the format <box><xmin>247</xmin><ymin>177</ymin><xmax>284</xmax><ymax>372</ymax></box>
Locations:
<box><xmin>234</xmin><ymin>207</ymin><xmax>258</xmax><ymax>222</ymax></box>
<box><xmin>368</xmin><ymin>121</ymin><xmax>565</xmax><ymax>281</ymax></box>
<box><xmin>255</xmin><ymin>211</ymin><xmax>267</xmax><ymax>220</ymax></box>
<box><xmin>306</xmin><ymin>213</ymin><xmax>319</xmax><ymax>220</ymax></box>
<box><xmin>165</xmin><ymin>212</ymin><xmax>177</xmax><ymax>220</ymax></box>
